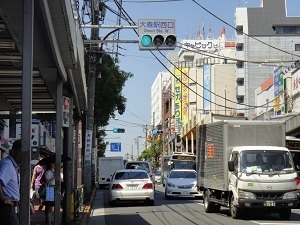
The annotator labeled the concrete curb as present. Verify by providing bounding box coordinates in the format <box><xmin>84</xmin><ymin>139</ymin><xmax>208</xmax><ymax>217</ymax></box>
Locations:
<box><xmin>78</xmin><ymin>187</ymin><xmax>96</xmax><ymax>225</ymax></box>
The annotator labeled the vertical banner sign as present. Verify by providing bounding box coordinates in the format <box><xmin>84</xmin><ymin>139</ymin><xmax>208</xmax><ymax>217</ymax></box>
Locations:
<box><xmin>174</xmin><ymin>69</ymin><xmax>182</xmax><ymax>132</ymax></box>
<box><xmin>84</xmin><ymin>130</ymin><xmax>93</xmax><ymax>165</ymax></box>
<box><xmin>182</xmin><ymin>68</ymin><xmax>189</xmax><ymax>125</ymax></box>
<box><xmin>203</xmin><ymin>64</ymin><xmax>211</xmax><ymax>112</ymax></box>
<box><xmin>274</xmin><ymin>66</ymin><xmax>284</xmax><ymax>115</ymax></box>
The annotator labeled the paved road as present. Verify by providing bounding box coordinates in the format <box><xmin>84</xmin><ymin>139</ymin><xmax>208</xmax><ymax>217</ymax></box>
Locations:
<box><xmin>88</xmin><ymin>184</ymin><xmax>300</xmax><ymax>225</ymax></box>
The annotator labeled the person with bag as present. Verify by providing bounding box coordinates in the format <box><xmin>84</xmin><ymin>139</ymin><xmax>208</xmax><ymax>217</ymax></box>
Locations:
<box><xmin>44</xmin><ymin>163</ymin><xmax>55</xmax><ymax>225</ymax></box>
<box><xmin>0</xmin><ymin>139</ymin><xmax>21</xmax><ymax>225</ymax></box>
<box><xmin>30</xmin><ymin>156</ymin><xmax>46</xmax><ymax>210</ymax></box>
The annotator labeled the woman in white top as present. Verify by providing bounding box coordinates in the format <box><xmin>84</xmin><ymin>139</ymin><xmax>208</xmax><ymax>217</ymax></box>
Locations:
<box><xmin>45</xmin><ymin>163</ymin><xmax>55</xmax><ymax>225</ymax></box>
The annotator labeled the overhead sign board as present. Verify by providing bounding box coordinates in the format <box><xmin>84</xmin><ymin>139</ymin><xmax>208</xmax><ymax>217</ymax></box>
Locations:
<box><xmin>138</xmin><ymin>19</ymin><xmax>175</xmax><ymax>36</ymax></box>
<box><xmin>110</xmin><ymin>142</ymin><xmax>121</xmax><ymax>152</ymax></box>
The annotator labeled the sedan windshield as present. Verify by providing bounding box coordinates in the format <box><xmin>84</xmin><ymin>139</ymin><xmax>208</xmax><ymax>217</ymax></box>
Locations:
<box><xmin>169</xmin><ymin>171</ymin><xmax>196</xmax><ymax>178</ymax></box>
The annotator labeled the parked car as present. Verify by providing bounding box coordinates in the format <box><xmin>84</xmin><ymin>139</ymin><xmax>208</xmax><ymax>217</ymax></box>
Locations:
<box><xmin>108</xmin><ymin>169</ymin><xmax>155</xmax><ymax>206</ymax></box>
<box><xmin>165</xmin><ymin>169</ymin><xmax>202</xmax><ymax>199</ymax></box>
<box><xmin>154</xmin><ymin>170</ymin><xmax>161</xmax><ymax>183</ymax></box>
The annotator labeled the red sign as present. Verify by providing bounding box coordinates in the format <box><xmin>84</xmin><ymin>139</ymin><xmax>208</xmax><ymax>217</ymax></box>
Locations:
<box><xmin>206</xmin><ymin>144</ymin><xmax>214</xmax><ymax>158</ymax></box>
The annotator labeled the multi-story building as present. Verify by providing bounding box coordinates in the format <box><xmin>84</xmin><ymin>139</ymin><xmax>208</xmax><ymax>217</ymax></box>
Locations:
<box><xmin>234</xmin><ymin>0</ymin><xmax>300</xmax><ymax>118</ymax></box>
<box><xmin>151</xmin><ymin>71</ymin><xmax>171</xmax><ymax>129</ymax></box>
<box><xmin>151</xmin><ymin>28</ymin><xmax>237</xmax><ymax>153</ymax></box>
<box><xmin>255</xmin><ymin>66</ymin><xmax>300</xmax><ymax>136</ymax></box>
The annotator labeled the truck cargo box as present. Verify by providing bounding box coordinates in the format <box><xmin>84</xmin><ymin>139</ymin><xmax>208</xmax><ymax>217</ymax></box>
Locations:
<box><xmin>196</xmin><ymin>120</ymin><xmax>285</xmax><ymax>191</ymax></box>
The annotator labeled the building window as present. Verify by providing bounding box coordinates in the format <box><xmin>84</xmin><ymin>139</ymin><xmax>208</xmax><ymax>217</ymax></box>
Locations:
<box><xmin>276</xmin><ymin>26</ymin><xmax>300</xmax><ymax>34</ymax></box>
<box><xmin>295</xmin><ymin>44</ymin><xmax>300</xmax><ymax>51</ymax></box>
<box><xmin>236</xmin><ymin>25</ymin><xmax>243</xmax><ymax>35</ymax></box>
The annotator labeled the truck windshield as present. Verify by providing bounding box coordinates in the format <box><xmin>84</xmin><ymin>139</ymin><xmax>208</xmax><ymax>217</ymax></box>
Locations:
<box><xmin>126</xmin><ymin>162</ymin><xmax>150</xmax><ymax>173</ymax></box>
<box><xmin>240</xmin><ymin>151</ymin><xmax>294</xmax><ymax>174</ymax></box>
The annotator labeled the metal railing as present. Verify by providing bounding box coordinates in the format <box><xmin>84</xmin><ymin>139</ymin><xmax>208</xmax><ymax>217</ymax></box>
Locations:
<box><xmin>72</xmin><ymin>184</ymin><xmax>85</xmax><ymax>220</ymax></box>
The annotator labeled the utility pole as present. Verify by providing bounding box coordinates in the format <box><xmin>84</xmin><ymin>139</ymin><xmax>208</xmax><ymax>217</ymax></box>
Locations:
<box><xmin>84</xmin><ymin>0</ymin><xmax>100</xmax><ymax>195</ymax></box>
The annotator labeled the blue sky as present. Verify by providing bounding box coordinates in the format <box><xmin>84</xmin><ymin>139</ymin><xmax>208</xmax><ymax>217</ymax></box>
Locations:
<box><xmin>95</xmin><ymin>0</ymin><xmax>298</xmax><ymax>158</ymax></box>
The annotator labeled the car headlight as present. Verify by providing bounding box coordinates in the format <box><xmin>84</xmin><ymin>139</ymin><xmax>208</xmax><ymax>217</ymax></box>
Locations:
<box><xmin>167</xmin><ymin>182</ymin><xmax>175</xmax><ymax>187</ymax></box>
<box><xmin>238</xmin><ymin>190</ymin><xmax>256</xmax><ymax>199</ymax></box>
<box><xmin>282</xmin><ymin>191</ymin><xmax>297</xmax><ymax>199</ymax></box>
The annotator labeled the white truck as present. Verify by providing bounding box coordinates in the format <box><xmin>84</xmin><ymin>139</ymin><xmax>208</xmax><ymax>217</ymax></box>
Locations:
<box><xmin>197</xmin><ymin>120</ymin><xmax>298</xmax><ymax>219</ymax></box>
<box><xmin>98</xmin><ymin>156</ymin><xmax>124</xmax><ymax>189</ymax></box>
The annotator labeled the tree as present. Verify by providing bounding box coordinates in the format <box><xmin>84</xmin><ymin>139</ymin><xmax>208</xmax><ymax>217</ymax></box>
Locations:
<box><xmin>139</xmin><ymin>138</ymin><xmax>163</xmax><ymax>169</ymax></box>
<box><xmin>79</xmin><ymin>53</ymin><xmax>133</xmax><ymax>152</ymax></box>
<box><xmin>94</xmin><ymin>55</ymin><xmax>133</xmax><ymax>127</ymax></box>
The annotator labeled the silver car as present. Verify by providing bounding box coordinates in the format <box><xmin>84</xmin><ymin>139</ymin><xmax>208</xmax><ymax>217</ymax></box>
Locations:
<box><xmin>109</xmin><ymin>169</ymin><xmax>155</xmax><ymax>206</ymax></box>
<box><xmin>165</xmin><ymin>169</ymin><xmax>202</xmax><ymax>199</ymax></box>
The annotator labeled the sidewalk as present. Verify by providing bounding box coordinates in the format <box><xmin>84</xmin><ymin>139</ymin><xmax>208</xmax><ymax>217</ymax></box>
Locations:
<box><xmin>30</xmin><ymin>188</ymin><xmax>96</xmax><ymax>225</ymax></box>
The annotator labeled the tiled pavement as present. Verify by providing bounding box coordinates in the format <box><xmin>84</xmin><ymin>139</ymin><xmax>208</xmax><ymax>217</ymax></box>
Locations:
<box><xmin>30</xmin><ymin>188</ymin><xmax>95</xmax><ymax>225</ymax></box>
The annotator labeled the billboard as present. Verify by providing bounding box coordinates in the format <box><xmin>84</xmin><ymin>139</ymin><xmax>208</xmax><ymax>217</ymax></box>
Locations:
<box><xmin>273</xmin><ymin>67</ymin><xmax>284</xmax><ymax>115</ymax></box>
<box><xmin>203</xmin><ymin>64</ymin><xmax>211</xmax><ymax>112</ymax></box>
<box><xmin>174</xmin><ymin>69</ymin><xmax>182</xmax><ymax>132</ymax></box>
<box><xmin>181</xmin><ymin>68</ymin><xmax>189</xmax><ymax>125</ymax></box>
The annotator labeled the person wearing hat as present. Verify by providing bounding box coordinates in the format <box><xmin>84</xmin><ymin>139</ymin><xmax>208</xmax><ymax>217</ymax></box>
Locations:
<box><xmin>0</xmin><ymin>139</ymin><xmax>22</xmax><ymax>225</ymax></box>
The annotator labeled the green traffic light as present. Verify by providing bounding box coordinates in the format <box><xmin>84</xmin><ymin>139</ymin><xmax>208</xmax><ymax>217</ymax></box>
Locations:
<box><xmin>141</xmin><ymin>35</ymin><xmax>152</xmax><ymax>47</ymax></box>
<box><xmin>113</xmin><ymin>128</ymin><xmax>125</xmax><ymax>133</ymax></box>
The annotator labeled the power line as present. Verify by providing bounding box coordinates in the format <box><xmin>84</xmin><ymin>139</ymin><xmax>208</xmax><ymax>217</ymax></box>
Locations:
<box><xmin>191</xmin><ymin>0</ymin><xmax>300</xmax><ymax>58</ymax></box>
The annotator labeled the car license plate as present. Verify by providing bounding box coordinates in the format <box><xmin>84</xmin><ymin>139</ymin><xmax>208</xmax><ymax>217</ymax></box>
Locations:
<box><xmin>182</xmin><ymin>191</ymin><xmax>189</xmax><ymax>195</ymax></box>
<box><xmin>127</xmin><ymin>185</ymin><xmax>138</xmax><ymax>190</ymax></box>
<box><xmin>264</xmin><ymin>200</ymin><xmax>276</xmax><ymax>207</ymax></box>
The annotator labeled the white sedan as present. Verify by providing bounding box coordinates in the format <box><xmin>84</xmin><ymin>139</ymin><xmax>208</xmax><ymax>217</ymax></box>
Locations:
<box><xmin>108</xmin><ymin>169</ymin><xmax>154</xmax><ymax>206</ymax></box>
<box><xmin>165</xmin><ymin>169</ymin><xmax>202</xmax><ymax>199</ymax></box>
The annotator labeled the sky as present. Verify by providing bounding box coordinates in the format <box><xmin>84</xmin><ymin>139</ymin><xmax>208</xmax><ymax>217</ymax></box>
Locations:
<box><xmin>86</xmin><ymin>0</ymin><xmax>298</xmax><ymax>159</ymax></box>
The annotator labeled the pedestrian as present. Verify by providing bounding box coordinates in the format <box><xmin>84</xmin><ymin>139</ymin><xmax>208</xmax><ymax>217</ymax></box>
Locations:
<box><xmin>30</xmin><ymin>156</ymin><xmax>46</xmax><ymax>210</ymax></box>
<box><xmin>0</xmin><ymin>139</ymin><xmax>22</xmax><ymax>225</ymax></box>
<box><xmin>44</xmin><ymin>162</ymin><xmax>55</xmax><ymax>225</ymax></box>
<box><xmin>253</xmin><ymin>153</ymin><xmax>268</xmax><ymax>171</ymax></box>
<box><xmin>272</xmin><ymin>154</ymin><xmax>285</xmax><ymax>171</ymax></box>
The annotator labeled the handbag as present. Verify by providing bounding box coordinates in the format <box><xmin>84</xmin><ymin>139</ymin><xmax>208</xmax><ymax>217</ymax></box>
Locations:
<box><xmin>45</xmin><ymin>185</ymin><xmax>55</xmax><ymax>202</ymax></box>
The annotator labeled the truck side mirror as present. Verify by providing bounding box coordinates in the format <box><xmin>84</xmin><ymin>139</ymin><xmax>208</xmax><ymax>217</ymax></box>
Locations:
<box><xmin>228</xmin><ymin>161</ymin><xmax>235</xmax><ymax>172</ymax></box>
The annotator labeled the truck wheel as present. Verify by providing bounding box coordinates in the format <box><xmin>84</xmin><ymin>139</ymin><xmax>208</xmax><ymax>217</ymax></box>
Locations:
<box><xmin>230</xmin><ymin>195</ymin><xmax>241</xmax><ymax>219</ymax></box>
<box><xmin>279</xmin><ymin>209</ymin><xmax>291</xmax><ymax>220</ymax></box>
<box><xmin>203</xmin><ymin>190</ymin><xmax>214</xmax><ymax>213</ymax></box>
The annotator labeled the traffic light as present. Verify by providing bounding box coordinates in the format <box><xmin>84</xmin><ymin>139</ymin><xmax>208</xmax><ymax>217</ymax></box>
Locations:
<box><xmin>113</xmin><ymin>128</ymin><xmax>125</xmax><ymax>133</ymax></box>
<box><xmin>152</xmin><ymin>129</ymin><xmax>163</xmax><ymax>134</ymax></box>
<box><xmin>139</xmin><ymin>34</ymin><xmax>177</xmax><ymax>50</ymax></box>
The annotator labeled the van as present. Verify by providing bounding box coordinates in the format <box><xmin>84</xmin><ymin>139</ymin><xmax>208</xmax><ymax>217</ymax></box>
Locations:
<box><xmin>125</xmin><ymin>161</ymin><xmax>155</xmax><ymax>183</ymax></box>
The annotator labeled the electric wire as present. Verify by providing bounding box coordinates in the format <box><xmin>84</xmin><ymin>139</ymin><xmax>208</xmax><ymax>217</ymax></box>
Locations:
<box><xmin>191</xmin><ymin>0</ymin><xmax>300</xmax><ymax>59</ymax></box>
<box><xmin>89</xmin><ymin>1</ymin><xmax>291</xmax><ymax>114</ymax></box>
<box><xmin>108</xmin><ymin>0</ymin><xmax>279</xmax><ymax>111</ymax></box>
